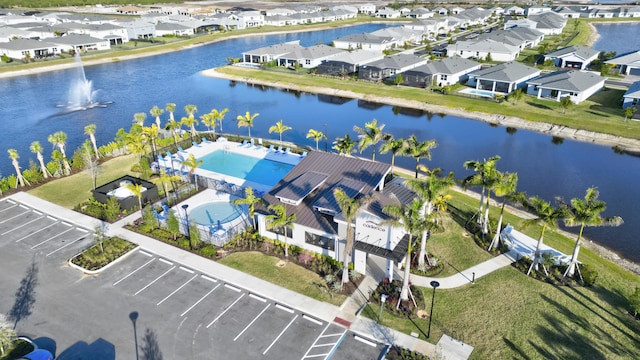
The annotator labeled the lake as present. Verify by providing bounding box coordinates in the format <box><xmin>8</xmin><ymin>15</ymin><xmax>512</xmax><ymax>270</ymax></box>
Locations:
<box><xmin>593</xmin><ymin>22</ymin><xmax>640</xmax><ymax>54</ymax></box>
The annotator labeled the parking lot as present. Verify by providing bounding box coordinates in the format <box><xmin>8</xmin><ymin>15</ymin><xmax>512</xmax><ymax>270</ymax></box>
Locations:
<box><xmin>0</xmin><ymin>199</ymin><xmax>387</xmax><ymax>359</ymax></box>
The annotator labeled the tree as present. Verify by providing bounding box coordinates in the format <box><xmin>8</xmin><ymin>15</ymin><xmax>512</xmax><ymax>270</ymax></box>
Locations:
<box><xmin>166</xmin><ymin>209</ymin><xmax>180</xmax><ymax>240</ymax></box>
<box><xmin>306</xmin><ymin>129</ymin><xmax>326</xmax><ymax>150</ymax></box>
<box><xmin>629</xmin><ymin>286</ymin><xmax>640</xmax><ymax>318</ymax></box>
<box><xmin>353</xmin><ymin>118</ymin><xmax>388</xmax><ymax>161</ymax></box>
<box><xmin>48</xmin><ymin>131</ymin><xmax>71</xmax><ymax>174</ymax></box>
<box><xmin>211</xmin><ymin>108</ymin><xmax>229</xmax><ymax>136</ymax></box>
<box><xmin>0</xmin><ymin>315</ymin><xmax>16</xmax><ymax>356</ymax></box>
<box><xmin>399</xmin><ymin>135</ymin><xmax>437</xmax><ymax>178</ymax></box>
<box><xmin>380</xmin><ymin>137</ymin><xmax>406</xmax><ymax>172</ymax></box>
<box><xmin>141</xmin><ymin>124</ymin><xmax>160</xmax><ymax>160</ymax></box>
<box><xmin>158</xmin><ymin>168</ymin><xmax>182</xmax><ymax>201</ymax></box>
<box><xmin>150</xmin><ymin>105</ymin><xmax>165</xmax><ymax>129</ymax></box>
<box><xmin>180</xmin><ymin>115</ymin><xmax>199</xmax><ymax>140</ymax></box>
<box><xmin>165</xmin><ymin>118</ymin><xmax>182</xmax><ymax>148</ymax></box>
<box><xmin>269</xmin><ymin>120</ymin><xmax>292</xmax><ymax>146</ymax></box>
<box><xmin>485</xmin><ymin>52</ymin><xmax>493</xmax><ymax>62</ymax></box>
<box><xmin>405</xmin><ymin>167</ymin><xmax>455</xmax><ymax>266</ymax></box>
<box><xmin>84</xmin><ymin>124</ymin><xmax>100</xmax><ymax>159</ymax></box>
<box><xmin>125</xmin><ymin>182</ymin><xmax>145</xmax><ymax>218</ymax></box>
<box><xmin>334</xmin><ymin>189</ymin><xmax>372</xmax><ymax>286</ymax></box>
<box><xmin>510</xmin><ymin>88</ymin><xmax>524</xmax><ymax>105</ymax></box>
<box><xmin>237</xmin><ymin>111</ymin><xmax>259</xmax><ymax>138</ymax></box>
<box><xmin>30</xmin><ymin>141</ymin><xmax>50</xmax><ymax>179</ymax></box>
<box><xmin>624</xmin><ymin>107</ymin><xmax>637</xmax><ymax>122</ymax></box>
<box><xmin>381</xmin><ymin>198</ymin><xmax>427</xmax><ymax>304</ymax></box>
<box><xmin>180</xmin><ymin>153</ymin><xmax>203</xmax><ymax>190</ymax></box>
<box><xmin>8</xmin><ymin>149</ymin><xmax>27</xmax><ymax>187</ymax></box>
<box><xmin>232</xmin><ymin>187</ymin><xmax>264</xmax><ymax>230</ymax></box>
<box><xmin>266</xmin><ymin>204</ymin><xmax>296</xmax><ymax>258</ymax></box>
<box><xmin>133</xmin><ymin>112</ymin><xmax>147</xmax><ymax>126</ymax></box>
<box><xmin>560</xmin><ymin>96</ymin><xmax>572</xmax><ymax>114</ymax></box>
<box><xmin>82</xmin><ymin>141</ymin><xmax>99</xmax><ymax>190</ymax></box>
<box><xmin>332</xmin><ymin>134</ymin><xmax>357</xmax><ymax>155</ymax></box>
<box><xmin>559</xmin><ymin>187</ymin><xmax>623</xmax><ymax>280</ymax></box>
<box><xmin>462</xmin><ymin>155</ymin><xmax>501</xmax><ymax>237</ymax></box>
<box><xmin>200</xmin><ymin>112</ymin><xmax>215</xmax><ymax>134</ymax></box>
<box><xmin>521</xmin><ymin>196</ymin><xmax>566</xmax><ymax>276</ymax></box>
<box><xmin>93</xmin><ymin>223</ymin><xmax>108</xmax><ymax>254</ymax></box>
<box><xmin>394</xmin><ymin>73</ymin><xmax>404</xmax><ymax>86</ymax></box>
<box><xmin>487</xmin><ymin>172</ymin><xmax>519</xmax><ymax>251</ymax></box>
<box><xmin>165</xmin><ymin>103</ymin><xmax>176</xmax><ymax>122</ymax></box>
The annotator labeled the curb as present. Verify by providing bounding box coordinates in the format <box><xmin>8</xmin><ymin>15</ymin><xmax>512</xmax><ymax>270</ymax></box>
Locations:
<box><xmin>68</xmin><ymin>245</ymin><xmax>140</xmax><ymax>275</ymax></box>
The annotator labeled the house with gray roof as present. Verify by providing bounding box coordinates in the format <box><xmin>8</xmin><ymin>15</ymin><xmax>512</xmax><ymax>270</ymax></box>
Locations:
<box><xmin>553</xmin><ymin>7</ymin><xmax>581</xmax><ymax>19</ymax></box>
<box><xmin>544</xmin><ymin>45</ymin><xmax>600</xmax><ymax>70</ymax></box>
<box><xmin>375</xmin><ymin>7</ymin><xmax>402</xmax><ymax>19</ymax></box>
<box><xmin>527</xmin><ymin>12</ymin><xmax>566</xmax><ymax>35</ymax></box>
<box><xmin>504</xmin><ymin>6</ymin><xmax>525</xmax><ymax>16</ymax></box>
<box><xmin>277</xmin><ymin>44</ymin><xmax>345</xmax><ymax>68</ymax></box>
<box><xmin>406</xmin><ymin>8</ymin><xmax>434</xmax><ymax>19</ymax></box>
<box><xmin>0</xmin><ymin>26</ymin><xmax>37</xmax><ymax>42</ymax></box>
<box><xmin>0</xmin><ymin>38</ymin><xmax>60</xmax><ymax>60</ymax></box>
<box><xmin>155</xmin><ymin>22</ymin><xmax>194</xmax><ymax>36</ymax></box>
<box><xmin>617</xmin><ymin>6</ymin><xmax>640</xmax><ymax>18</ymax></box>
<box><xmin>358</xmin><ymin>53</ymin><xmax>429</xmax><ymax>81</ymax></box>
<box><xmin>526</xmin><ymin>5</ymin><xmax>553</xmax><ymax>16</ymax></box>
<box><xmin>47</xmin><ymin>34</ymin><xmax>110</xmax><ymax>52</ymax></box>
<box><xmin>401</xmin><ymin>56</ymin><xmax>481</xmax><ymax>87</ymax></box>
<box><xmin>623</xmin><ymin>80</ymin><xmax>640</xmax><ymax>109</ymax></box>
<box><xmin>468</xmin><ymin>61</ymin><xmax>541</xmax><ymax>94</ymax></box>
<box><xmin>370</xmin><ymin>26</ymin><xmax>422</xmax><ymax>46</ymax></box>
<box><xmin>315</xmin><ymin>50</ymin><xmax>383</xmax><ymax>76</ymax></box>
<box><xmin>264</xmin><ymin>15</ymin><xmax>297</xmax><ymax>26</ymax></box>
<box><xmin>241</xmin><ymin>41</ymin><xmax>303</xmax><ymax>63</ymax></box>
<box><xmin>526</xmin><ymin>70</ymin><xmax>605</xmax><ymax>104</ymax></box>
<box><xmin>447</xmin><ymin>38</ymin><xmax>520</xmax><ymax>62</ymax></box>
<box><xmin>333</xmin><ymin>32</ymin><xmax>395</xmax><ymax>52</ymax></box>
<box><xmin>605</xmin><ymin>51</ymin><xmax>640</xmax><ymax>76</ymax></box>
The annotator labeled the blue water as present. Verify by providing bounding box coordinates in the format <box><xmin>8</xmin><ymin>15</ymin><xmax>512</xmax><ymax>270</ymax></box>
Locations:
<box><xmin>200</xmin><ymin>150</ymin><xmax>294</xmax><ymax>187</ymax></box>
<box><xmin>1</xmin><ymin>23</ymin><xmax>640</xmax><ymax>262</ymax></box>
<box><xmin>593</xmin><ymin>22</ymin><xmax>640</xmax><ymax>54</ymax></box>
<box><xmin>189</xmin><ymin>201</ymin><xmax>242</xmax><ymax>226</ymax></box>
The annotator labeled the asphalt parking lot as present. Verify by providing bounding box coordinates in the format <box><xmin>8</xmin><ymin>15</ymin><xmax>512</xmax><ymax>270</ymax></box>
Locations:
<box><xmin>0</xmin><ymin>199</ymin><xmax>387</xmax><ymax>359</ymax></box>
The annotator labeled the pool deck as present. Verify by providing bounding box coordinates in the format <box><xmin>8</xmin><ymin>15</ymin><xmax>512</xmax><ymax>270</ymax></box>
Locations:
<box><xmin>159</xmin><ymin>138</ymin><xmax>303</xmax><ymax>194</ymax></box>
<box><xmin>172</xmin><ymin>189</ymin><xmax>247</xmax><ymax>232</ymax></box>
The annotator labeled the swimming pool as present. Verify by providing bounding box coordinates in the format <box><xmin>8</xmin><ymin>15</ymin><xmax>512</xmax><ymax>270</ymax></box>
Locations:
<box><xmin>459</xmin><ymin>88</ymin><xmax>495</xmax><ymax>98</ymax></box>
<box><xmin>189</xmin><ymin>201</ymin><xmax>243</xmax><ymax>226</ymax></box>
<box><xmin>199</xmin><ymin>150</ymin><xmax>294</xmax><ymax>187</ymax></box>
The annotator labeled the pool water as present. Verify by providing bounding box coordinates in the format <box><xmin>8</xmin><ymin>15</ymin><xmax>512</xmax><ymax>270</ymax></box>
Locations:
<box><xmin>199</xmin><ymin>150</ymin><xmax>294</xmax><ymax>187</ymax></box>
<box><xmin>189</xmin><ymin>202</ymin><xmax>243</xmax><ymax>226</ymax></box>
<box><xmin>459</xmin><ymin>88</ymin><xmax>495</xmax><ymax>98</ymax></box>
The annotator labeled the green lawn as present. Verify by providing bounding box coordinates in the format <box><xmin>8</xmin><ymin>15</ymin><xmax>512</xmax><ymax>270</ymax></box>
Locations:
<box><xmin>218</xmin><ymin>251</ymin><xmax>347</xmax><ymax>306</ymax></box>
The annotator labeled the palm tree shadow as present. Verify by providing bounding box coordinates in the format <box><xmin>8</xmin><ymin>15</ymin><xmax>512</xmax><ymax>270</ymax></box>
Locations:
<box><xmin>502</xmin><ymin>337</ymin><xmax>531</xmax><ymax>360</ymax></box>
<box><xmin>140</xmin><ymin>328</ymin><xmax>163</xmax><ymax>360</ymax></box>
<box><xmin>8</xmin><ymin>259</ymin><xmax>39</xmax><ymax>329</ymax></box>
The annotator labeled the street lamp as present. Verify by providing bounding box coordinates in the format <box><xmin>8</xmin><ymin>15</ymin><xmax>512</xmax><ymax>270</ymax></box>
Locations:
<box><xmin>181</xmin><ymin>204</ymin><xmax>190</xmax><ymax>243</ymax></box>
<box><xmin>427</xmin><ymin>280</ymin><xmax>440</xmax><ymax>338</ymax></box>
<box><xmin>379</xmin><ymin>294</ymin><xmax>387</xmax><ymax>321</ymax></box>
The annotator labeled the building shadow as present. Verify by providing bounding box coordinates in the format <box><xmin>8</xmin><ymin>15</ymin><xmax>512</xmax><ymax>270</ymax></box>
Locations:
<box><xmin>8</xmin><ymin>259</ymin><xmax>38</xmax><ymax>329</ymax></box>
<box><xmin>57</xmin><ymin>338</ymin><xmax>115</xmax><ymax>360</ymax></box>
<box><xmin>140</xmin><ymin>328</ymin><xmax>163</xmax><ymax>360</ymax></box>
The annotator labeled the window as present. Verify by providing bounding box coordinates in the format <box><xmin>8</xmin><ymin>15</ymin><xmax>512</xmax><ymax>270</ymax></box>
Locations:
<box><xmin>459</xmin><ymin>50</ymin><xmax>463</xmax><ymax>55</ymax></box>
<box><xmin>271</xmin><ymin>226</ymin><xmax>292</xmax><ymax>238</ymax></box>
<box><xmin>305</xmin><ymin>232</ymin><xmax>334</xmax><ymax>251</ymax></box>
<box><xmin>305</xmin><ymin>59</ymin><xmax>311</xmax><ymax>65</ymax></box>
<box><xmin>476</xmin><ymin>52</ymin><xmax>480</xmax><ymax>57</ymax></box>
<box><xmin>441</xmin><ymin>74</ymin><xmax>448</xmax><ymax>81</ymax></box>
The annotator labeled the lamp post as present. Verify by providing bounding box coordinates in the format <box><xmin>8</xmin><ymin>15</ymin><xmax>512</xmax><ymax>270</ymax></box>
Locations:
<box><xmin>379</xmin><ymin>294</ymin><xmax>387</xmax><ymax>322</ymax></box>
<box><xmin>181</xmin><ymin>204</ymin><xmax>190</xmax><ymax>245</ymax></box>
<box><xmin>427</xmin><ymin>280</ymin><xmax>440</xmax><ymax>338</ymax></box>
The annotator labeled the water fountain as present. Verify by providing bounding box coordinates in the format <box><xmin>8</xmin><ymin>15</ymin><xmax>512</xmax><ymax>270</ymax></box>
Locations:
<box><xmin>56</xmin><ymin>52</ymin><xmax>112</xmax><ymax>113</ymax></box>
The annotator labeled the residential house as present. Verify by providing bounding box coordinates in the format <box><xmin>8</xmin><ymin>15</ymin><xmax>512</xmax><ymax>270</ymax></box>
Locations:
<box><xmin>113</xmin><ymin>19</ymin><xmax>156</xmax><ymax>39</ymax></box>
<box><xmin>332</xmin><ymin>5</ymin><xmax>360</xmax><ymax>15</ymax></box>
<box><xmin>235</xmin><ymin>11</ymin><xmax>264</xmax><ymax>29</ymax></box>
<box><xmin>504</xmin><ymin>18</ymin><xmax>538</xmax><ymax>30</ymax></box>
<box><xmin>468</xmin><ymin>61</ymin><xmax>541</xmax><ymax>94</ymax></box>
<box><xmin>333</xmin><ymin>33</ymin><xmax>395</xmax><ymax>51</ymax></box>
<box><xmin>358</xmin><ymin>53</ymin><xmax>429</xmax><ymax>81</ymax></box>
<box><xmin>58</xmin><ymin>22</ymin><xmax>129</xmax><ymax>44</ymax></box>
<box><xmin>478</xmin><ymin>28</ymin><xmax>544</xmax><ymax>51</ymax></box>
<box><xmin>116</xmin><ymin>6</ymin><xmax>150</xmax><ymax>15</ymax></box>
<box><xmin>433</xmin><ymin>7</ymin><xmax>449</xmax><ymax>16</ymax></box>
<box><xmin>544</xmin><ymin>45</ymin><xmax>600</xmax><ymax>70</ymax></box>
<box><xmin>553</xmin><ymin>7</ymin><xmax>581</xmax><ymax>19</ymax></box>
<box><xmin>489</xmin><ymin>7</ymin><xmax>505</xmax><ymax>16</ymax></box>
<box><xmin>371</xmin><ymin>26</ymin><xmax>422</xmax><ymax>47</ymax></box>
<box><xmin>315</xmin><ymin>50</ymin><xmax>383</xmax><ymax>76</ymax></box>
<box><xmin>0</xmin><ymin>38</ymin><xmax>60</xmax><ymax>60</ymax></box>
<box><xmin>526</xmin><ymin>5</ymin><xmax>552</xmax><ymax>16</ymax></box>
<box><xmin>504</xmin><ymin>6</ymin><xmax>525</xmax><ymax>16</ymax></box>
<box><xmin>358</xmin><ymin>3</ymin><xmax>377</xmax><ymax>15</ymax></box>
<box><xmin>48</xmin><ymin>34</ymin><xmax>110</xmax><ymax>52</ymax></box>
<box><xmin>527</xmin><ymin>12</ymin><xmax>567</xmax><ymax>35</ymax></box>
<box><xmin>375</xmin><ymin>7</ymin><xmax>401</xmax><ymax>19</ymax></box>
<box><xmin>0</xmin><ymin>26</ymin><xmax>37</xmax><ymax>41</ymax></box>
<box><xmin>447</xmin><ymin>38</ymin><xmax>520</xmax><ymax>62</ymax></box>
<box><xmin>406</xmin><ymin>8</ymin><xmax>434</xmax><ymax>19</ymax></box>
<box><xmin>622</xmin><ymin>81</ymin><xmax>640</xmax><ymax>109</ymax></box>
<box><xmin>264</xmin><ymin>8</ymin><xmax>297</xmax><ymax>17</ymax></box>
<box><xmin>526</xmin><ymin>70</ymin><xmax>606</xmax><ymax>104</ymax></box>
<box><xmin>242</xmin><ymin>41</ymin><xmax>303</xmax><ymax>63</ymax></box>
<box><xmin>401</xmin><ymin>56</ymin><xmax>481</xmax><ymax>87</ymax></box>
<box><xmin>450</xmin><ymin>7</ymin><xmax>465</xmax><ymax>15</ymax></box>
<box><xmin>605</xmin><ymin>51</ymin><xmax>640</xmax><ymax>75</ymax></box>
<box><xmin>277</xmin><ymin>44</ymin><xmax>345</xmax><ymax>68</ymax></box>
<box><xmin>617</xmin><ymin>6</ymin><xmax>640</xmax><ymax>18</ymax></box>
<box><xmin>584</xmin><ymin>8</ymin><xmax>615</xmax><ymax>19</ymax></box>
<box><xmin>403</xmin><ymin>18</ymin><xmax>448</xmax><ymax>36</ymax></box>
<box><xmin>264</xmin><ymin>15</ymin><xmax>296</xmax><ymax>27</ymax></box>
<box><xmin>155</xmin><ymin>22</ymin><xmax>194</xmax><ymax>36</ymax></box>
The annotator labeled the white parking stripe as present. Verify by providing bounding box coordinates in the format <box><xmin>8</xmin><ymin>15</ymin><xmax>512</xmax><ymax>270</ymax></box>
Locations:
<box><xmin>139</xmin><ymin>250</ymin><xmax>153</xmax><ymax>257</ymax></box>
<box><xmin>201</xmin><ymin>275</ymin><xmax>217</xmax><ymax>283</ymax></box>
<box><xmin>15</xmin><ymin>222</ymin><xmax>58</xmax><ymax>242</ymax></box>
<box><xmin>157</xmin><ymin>273</ymin><xmax>198</xmax><ymax>306</ymax></box>
<box><xmin>46</xmin><ymin>234</ymin><xmax>87</xmax><ymax>256</ymax></box>
<box><xmin>0</xmin><ymin>209</ymin><xmax>30</xmax><ymax>224</ymax></box>
<box><xmin>275</xmin><ymin>303</ymin><xmax>294</xmax><ymax>313</ymax></box>
<box><xmin>134</xmin><ymin>266</ymin><xmax>176</xmax><ymax>296</ymax></box>
<box><xmin>206</xmin><ymin>293</ymin><xmax>245</xmax><ymax>328</ymax></box>
<box><xmin>224</xmin><ymin>284</ymin><xmax>241</xmax><ymax>292</ymax></box>
<box><xmin>181</xmin><ymin>283</ymin><xmax>221</xmax><ymax>317</ymax></box>
<box><xmin>0</xmin><ymin>204</ymin><xmax>17</xmax><ymax>213</ymax></box>
<box><xmin>301</xmin><ymin>323</ymin><xmax>332</xmax><ymax>359</ymax></box>
<box><xmin>159</xmin><ymin>258</ymin><xmax>173</xmax><ymax>266</ymax></box>
<box><xmin>263</xmin><ymin>315</ymin><xmax>298</xmax><ymax>355</ymax></box>
<box><xmin>233</xmin><ymin>304</ymin><xmax>271</xmax><ymax>341</ymax></box>
<box><xmin>179</xmin><ymin>266</ymin><xmax>194</xmax><ymax>273</ymax></box>
<box><xmin>302</xmin><ymin>315</ymin><xmax>323</xmax><ymax>326</ymax></box>
<box><xmin>354</xmin><ymin>336</ymin><xmax>377</xmax><ymax>347</ymax></box>
<box><xmin>33</xmin><ymin>210</ymin><xmax>42</xmax><ymax>215</ymax></box>
<box><xmin>113</xmin><ymin>258</ymin><xmax>156</xmax><ymax>286</ymax></box>
<box><xmin>30</xmin><ymin>227</ymin><xmax>74</xmax><ymax>249</ymax></box>
<box><xmin>249</xmin><ymin>294</ymin><xmax>266</xmax><ymax>302</ymax></box>
<box><xmin>46</xmin><ymin>215</ymin><xmax>56</xmax><ymax>221</ymax></box>
<box><xmin>1</xmin><ymin>215</ymin><xmax>44</xmax><ymax>235</ymax></box>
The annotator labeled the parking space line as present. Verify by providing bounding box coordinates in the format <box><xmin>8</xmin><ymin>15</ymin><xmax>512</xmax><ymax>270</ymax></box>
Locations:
<box><xmin>181</xmin><ymin>283</ymin><xmax>221</xmax><ymax>317</ymax></box>
<box><xmin>201</xmin><ymin>275</ymin><xmax>217</xmax><ymax>283</ymax></box>
<box><xmin>179</xmin><ymin>266</ymin><xmax>194</xmax><ymax>273</ymax></box>
<box><xmin>302</xmin><ymin>323</ymin><xmax>332</xmax><ymax>359</ymax></box>
<box><xmin>159</xmin><ymin>258</ymin><xmax>173</xmax><ymax>266</ymax></box>
<box><xmin>33</xmin><ymin>210</ymin><xmax>42</xmax><ymax>215</ymax></box>
<box><xmin>354</xmin><ymin>335</ymin><xmax>377</xmax><ymax>347</ymax></box>
<box><xmin>16</xmin><ymin>222</ymin><xmax>58</xmax><ymax>242</ymax></box>
<box><xmin>134</xmin><ymin>266</ymin><xmax>176</xmax><ymax>296</ymax></box>
<box><xmin>157</xmin><ymin>273</ymin><xmax>199</xmax><ymax>306</ymax></box>
<box><xmin>275</xmin><ymin>303</ymin><xmax>294</xmax><ymax>314</ymax></box>
<box><xmin>30</xmin><ymin>227</ymin><xmax>74</xmax><ymax>249</ymax></box>
<box><xmin>46</xmin><ymin>234</ymin><xmax>88</xmax><ymax>257</ymax></box>
<box><xmin>224</xmin><ymin>284</ymin><xmax>241</xmax><ymax>292</ymax></box>
<box><xmin>302</xmin><ymin>315</ymin><xmax>323</xmax><ymax>326</ymax></box>
<box><xmin>113</xmin><ymin>258</ymin><xmax>156</xmax><ymax>286</ymax></box>
<box><xmin>249</xmin><ymin>294</ymin><xmax>266</xmax><ymax>302</ymax></box>
<box><xmin>302</xmin><ymin>354</ymin><xmax>328</xmax><ymax>358</ymax></box>
<box><xmin>1</xmin><ymin>215</ymin><xmax>44</xmax><ymax>235</ymax></box>
<box><xmin>139</xmin><ymin>250</ymin><xmax>153</xmax><ymax>257</ymax></box>
<box><xmin>233</xmin><ymin>304</ymin><xmax>271</xmax><ymax>341</ymax></box>
<box><xmin>0</xmin><ymin>209</ymin><xmax>30</xmax><ymax>224</ymax></box>
<box><xmin>0</xmin><ymin>204</ymin><xmax>18</xmax><ymax>213</ymax></box>
<box><xmin>206</xmin><ymin>293</ymin><xmax>245</xmax><ymax>328</ymax></box>
<box><xmin>320</xmin><ymin>333</ymin><xmax>344</xmax><ymax>338</ymax></box>
<box><xmin>324</xmin><ymin>330</ymin><xmax>347</xmax><ymax>360</ymax></box>
<box><xmin>46</xmin><ymin>215</ymin><xmax>56</xmax><ymax>221</ymax></box>
<box><xmin>263</xmin><ymin>314</ymin><xmax>299</xmax><ymax>355</ymax></box>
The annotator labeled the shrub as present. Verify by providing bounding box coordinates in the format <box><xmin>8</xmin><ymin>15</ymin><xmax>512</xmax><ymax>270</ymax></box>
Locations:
<box><xmin>629</xmin><ymin>287</ymin><xmax>640</xmax><ymax>318</ymax></box>
<box><xmin>581</xmin><ymin>264</ymin><xmax>598</xmax><ymax>287</ymax></box>
<box><xmin>199</xmin><ymin>246</ymin><xmax>217</xmax><ymax>259</ymax></box>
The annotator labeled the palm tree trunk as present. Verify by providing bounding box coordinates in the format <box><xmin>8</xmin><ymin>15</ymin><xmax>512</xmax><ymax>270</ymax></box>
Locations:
<box><xmin>482</xmin><ymin>193</ymin><xmax>491</xmax><ymax>236</ymax></box>
<box><xmin>400</xmin><ymin>235</ymin><xmax>413</xmax><ymax>302</ymax></box>
<box><xmin>563</xmin><ymin>226</ymin><xmax>584</xmax><ymax>280</ymax></box>
<box><xmin>90</xmin><ymin>134</ymin><xmax>100</xmax><ymax>159</ymax></box>
<box><xmin>527</xmin><ymin>226</ymin><xmax>548</xmax><ymax>276</ymax></box>
<box><xmin>418</xmin><ymin>203</ymin><xmax>432</xmax><ymax>267</ymax></box>
<box><xmin>284</xmin><ymin>234</ymin><xmax>289</xmax><ymax>258</ymax></box>
<box><xmin>37</xmin><ymin>153</ymin><xmax>49</xmax><ymax>179</ymax></box>
<box><xmin>488</xmin><ymin>202</ymin><xmax>506</xmax><ymax>251</ymax></box>
<box><xmin>342</xmin><ymin>225</ymin><xmax>353</xmax><ymax>285</ymax></box>
<box><xmin>12</xmin><ymin>159</ymin><xmax>25</xmax><ymax>187</ymax></box>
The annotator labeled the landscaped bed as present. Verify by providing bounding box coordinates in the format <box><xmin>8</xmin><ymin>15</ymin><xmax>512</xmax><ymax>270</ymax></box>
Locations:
<box><xmin>71</xmin><ymin>237</ymin><xmax>136</xmax><ymax>272</ymax></box>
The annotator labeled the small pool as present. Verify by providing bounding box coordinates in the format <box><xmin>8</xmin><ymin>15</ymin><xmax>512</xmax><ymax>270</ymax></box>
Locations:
<box><xmin>189</xmin><ymin>201</ymin><xmax>244</xmax><ymax>226</ymax></box>
<box><xmin>459</xmin><ymin>88</ymin><xmax>495</xmax><ymax>98</ymax></box>
<box><xmin>199</xmin><ymin>150</ymin><xmax>294</xmax><ymax>187</ymax></box>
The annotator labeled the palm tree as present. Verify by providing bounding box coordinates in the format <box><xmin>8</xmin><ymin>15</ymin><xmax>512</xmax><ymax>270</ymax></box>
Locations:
<box><xmin>232</xmin><ymin>187</ymin><xmax>264</xmax><ymax>230</ymax></box>
<box><xmin>332</xmin><ymin>134</ymin><xmax>357</xmax><ymax>155</ymax></box>
<box><xmin>48</xmin><ymin>131</ymin><xmax>71</xmax><ymax>174</ymax></box>
<box><xmin>560</xmin><ymin>187</ymin><xmax>623</xmax><ymax>280</ymax></box>
<box><xmin>133</xmin><ymin>112</ymin><xmax>147</xmax><ymax>126</ymax></box>
<box><xmin>624</xmin><ymin>106</ymin><xmax>637</xmax><ymax>122</ymax></box>
<box><xmin>269</xmin><ymin>120</ymin><xmax>292</xmax><ymax>147</ymax></box>
<box><xmin>380</xmin><ymin>137</ymin><xmax>406</xmax><ymax>172</ymax></box>
<box><xmin>8</xmin><ymin>149</ymin><xmax>27</xmax><ymax>187</ymax></box>
<box><xmin>125</xmin><ymin>182</ymin><xmax>145</xmax><ymax>218</ymax></box>
<box><xmin>150</xmin><ymin>105</ymin><xmax>164</xmax><ymax>128</ymax></box>
<box><xmin>399</xmin><ymin>135</ymin><xmax>437</xmax><ymax>178</ymax></box>
<box><xmin>141</xmin><ymin>124</ymin><xmax>160</xmax><ymax>160</ymax></box>
<box><xmin>462</xmin><ymin>155</ymin><xmax>501</xmax><ymax>237</ymax></box>
<box><xmin>560</xmin><ymin>96</ymin><xmax>572</xmax><ymax>114</ymax></box>
<box><xmin>165</xmin><ymin>103</ymin><xmax>176</xmax><ymax>122</ymax></box>
<box><xmin>184</xmin><ymin>104</ymin><xmax>198</xmax><ymax>119</ymax></box>
<box><xmin>334</xmin><ymin>189</ymin><xmax>372</xmax><ymax>286</ymax></box>
<box><xmin>306</xmin><ymin>129</ymin><xmax>326</xmax><ymax>150</ymax></box>
<box><xmin>211</xmin><ymin>108</ymin><xmax>229</xmax><ymax>136</ymax></box>
<box><xmin>84</xmin><ymin>124</ymin><xmax>100</xmax><ymax>159</ymax></box>
<box><xmin>488</xmin><ymin>172</ymin><xmax>519</xmax><ymax>251</ymax></box>
<box><xmin>511</xmin><ymin>88</ymin><xmax>524</xmax><ymax>105</ymax></box>
<box><xmin>158</xmin><ymin>168</ymin><xmax>182</xmax><ymax>201</ymax></box>
<box><xmin>381</xmin><ymin>198</ymin><xmax>428</xmax><ymax>304</ymax></box>
<box><xmin>165</xmin><ymin>118</ymin><xmax>182</xmax><ymax>147</ymax></box>
<box><xmin>180</xmin><ymin>116</ymin><xmax>199</xmax><ymax>140</ymax></box>
<box><xmin>266</xmin><ymin>204</ymin><xmax>296</xmax><ymax>258</ymax></box>
<box><xmin>180</xmin><ymin>153</ymin><xmax>203</xmax><ymax>189</ymax></box>
<box><xmin>521</xmin><ymin>196</ymin><xmax>566</xmax><ymax>276</ymax></box>
<box><xmin>30</xmin><ymin>141</ymin><xmax>50</xmax><ymax>179</ymax></box>
<box><xmin>353</xmin><ymin>118</ymin><xmax>388</xmax><ymax>160</ymax></box>
<box><xmin>200</xmin><ymin>112</ymin><xmax>215</xmax><ymax>135</ymax></box>
<box><xmin>405</xmin><ymin>167</ymin><xmax>455</xmax><ymax>266</ymax></box>
<box><xmin>236</xmin><ymin>111</ymin><xmax>259</xmax><ymax>138</ymax></box>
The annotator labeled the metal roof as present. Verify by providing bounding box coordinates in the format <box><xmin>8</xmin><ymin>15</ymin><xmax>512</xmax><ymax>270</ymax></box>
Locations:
<box><xmin>313</xmin><ymin>177</ymin><xmax>367</xmax><ymax>214</ymax></box>
<box><xmin>274</xmin><ymin>171</ymin><xmax>328</xmax><ymax>205</ymax></box>
<box><xmin>354</xmin><ymin>233</ymin><xmax>409</xmax><ymax>263</ymax></box>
